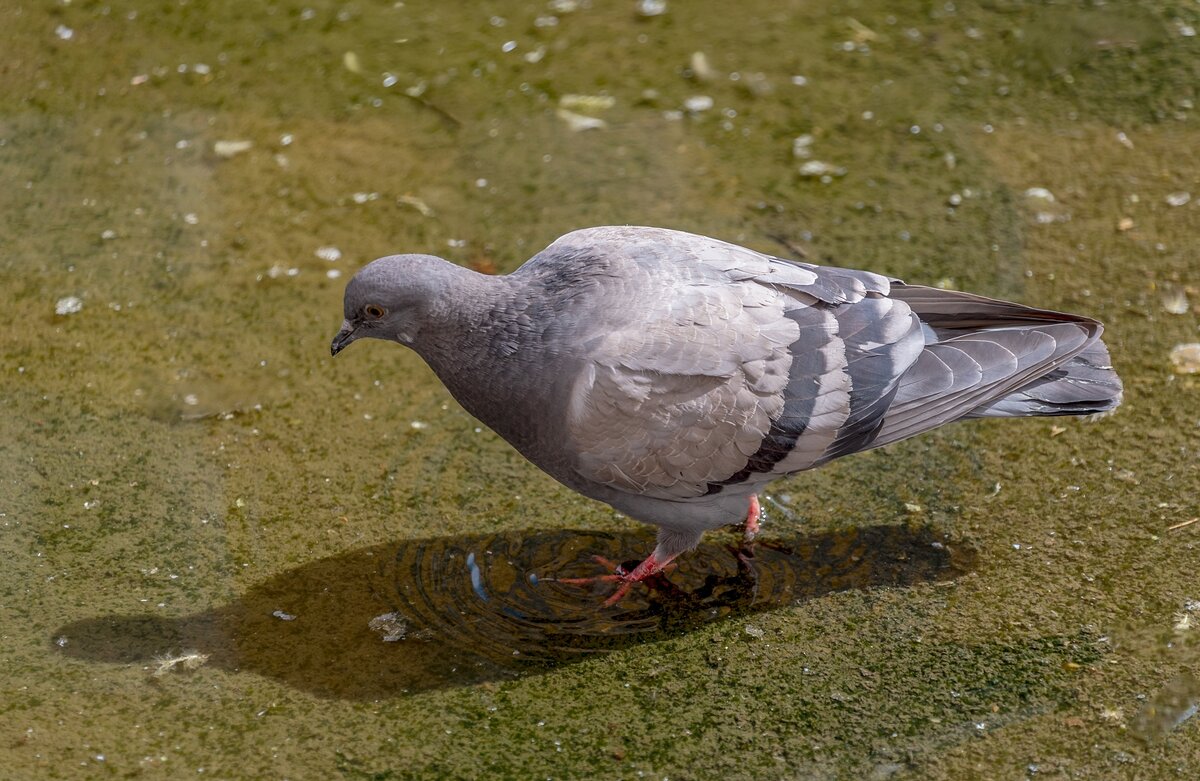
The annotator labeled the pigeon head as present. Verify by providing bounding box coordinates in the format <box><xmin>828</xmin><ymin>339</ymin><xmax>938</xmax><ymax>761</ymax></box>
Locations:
<box><xmin>331</xmin><ymin>254</ymin><xmax>453</xmax><ymax>356</ymax></box>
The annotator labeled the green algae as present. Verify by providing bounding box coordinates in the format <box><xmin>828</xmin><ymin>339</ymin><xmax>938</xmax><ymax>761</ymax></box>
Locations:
<box><xmin>2</xmin><ymin>1</ymin><xmax>1199</xmax><ymax>778</ymax></box>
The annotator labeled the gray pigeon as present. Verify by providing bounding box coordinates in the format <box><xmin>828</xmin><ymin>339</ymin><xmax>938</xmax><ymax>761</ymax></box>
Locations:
<box><xmin>332</xmin><ymin>226</ymin><xmax>1122</xmax><ymax>604</ymax></box>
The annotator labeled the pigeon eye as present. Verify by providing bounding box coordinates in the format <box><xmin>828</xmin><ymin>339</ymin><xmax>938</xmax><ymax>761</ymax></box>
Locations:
<box><xmin>363</xmin><ymin>304</ymin><xmax>386</xmax><ymax>319</ymax></box>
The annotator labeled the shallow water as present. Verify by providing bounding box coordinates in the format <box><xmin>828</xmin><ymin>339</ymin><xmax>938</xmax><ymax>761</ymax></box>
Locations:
<box><xmin>2</xmin><ymin>1</ymin><xmax>1198</xmax><ymax>778</ymax></box>
<box><xmin>55</xmin><ymin>525</ymin><xmax>972</xmax><ymax>698</ymax></box>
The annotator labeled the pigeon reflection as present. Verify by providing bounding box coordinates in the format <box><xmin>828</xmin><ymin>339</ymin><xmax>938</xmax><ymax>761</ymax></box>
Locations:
<box><xmin>54</xmin><ymin>525</ymin><xmax>974</xmax><ymax>699</ymax></box>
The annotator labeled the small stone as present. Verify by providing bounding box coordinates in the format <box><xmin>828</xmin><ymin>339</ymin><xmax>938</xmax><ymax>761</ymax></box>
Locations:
<box><xmin>683</xmin><ymin>95</ymin><xmax>714</xmax><ymax>113</ymax></box>
<box><xmin>636</xmin><ymin>0</ymin><xmax>668</xmax><ymax>17</ymax></box>
<box><xmin>1024</xmin><ymin>187</ymin><xmax>1056</xmax><ymax>202</ymax></box>
<box><xmin>213</xmin><ymin>140</ymin><xmax>253</xmax><ymax>158</ymax></box>
<box><xmin>555</xmin><ymin>108</ymin><xmax>606</xmax><ymax>131</ymax></box>
<box><xmin>1168</xmin><ymin>343</ymin><xmax>1200</xmax><ymax>374</ymax></box>
<box><xmin>743</xmin><ymin>624</ymin><xmax>765</xmax><ymax>638</ymax></box>
<box><xmin>55</xmin><ymin>25</ymin><xmax>74</xmax><ymax>41</ymax></box>
<box><xmin>369</xmin><ymin>612</ymin><xmax>408</xmax><ymax>642</ymax></box>
<box><xmin>55</xmin><ymin>296</ymin><xmax>83</xmax><ymax>316</ymax></box>
<box><xmin>343</xmin><ymin>51</ymin><xmax>362</xmax><ymax>74</ymax></box>
<box><xmin>1166</xmin><ymin>192</ymin><xmax>1191</xmax><ymax>207</ymax></box>
<box><xmin>798</xmin><ymin>160</ymin><xmax>846</xmax><ymax>178</ymax></box>
<box><xmin>272</xmin><ymin>610</ymin><xmax>297</xmax><ymax>621</ymax></box>
<box><xmin>689</xmin><ymin>51</ymin><xmax>715</xmax><ymax>82</ymax></box>
<box><xmin>315</xmin><ymin>246</ymin><xmax>342</xmax><ymax>262</ymax></box>
<box><xmin>559</xmin><ymin>94</ymin><xmax>616</xmax><ymax>113</ymax></box>
<box><xmin>1117</xmin><ymin>217</ymin><xmax>1134</xmax><ymax>231</ymax></box>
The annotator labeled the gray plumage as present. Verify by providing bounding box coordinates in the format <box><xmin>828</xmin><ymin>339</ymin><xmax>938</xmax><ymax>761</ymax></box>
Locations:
<box><xmin>332</xmin><ymin>226</ymin><xmax>1122</xmax><ymax>569</ymax></box>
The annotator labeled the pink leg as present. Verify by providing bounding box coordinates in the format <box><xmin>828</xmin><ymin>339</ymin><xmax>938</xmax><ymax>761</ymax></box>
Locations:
<box><xmin>554</xmin><ymin>550</ymin><xmax>680</xmax><ymax>607</ymax></box>
<box><xmin>742</xmin><ymin>495</ymin><xmax>761</xmax><ymax>542</ymax></box>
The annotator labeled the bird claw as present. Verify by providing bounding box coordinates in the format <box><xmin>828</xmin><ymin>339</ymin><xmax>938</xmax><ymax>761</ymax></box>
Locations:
<box><xmin>547</xmin><ymin>553</ymin><xmax>677</xmax><ymax>606</ymax></box>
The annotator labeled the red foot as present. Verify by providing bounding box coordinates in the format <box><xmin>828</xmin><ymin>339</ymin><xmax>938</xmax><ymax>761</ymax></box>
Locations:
<box><xmin>553</xmin><ymin>552</ymin><xmax>679</xmax><ymax>607</ymax></box>
<box><xmin>742</xmin><ymin>495</ymin><xmax>761</xmax><ymax>542</ymax></box>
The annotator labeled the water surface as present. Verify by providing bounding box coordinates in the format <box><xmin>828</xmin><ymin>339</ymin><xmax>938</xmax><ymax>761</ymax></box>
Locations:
<box><xmin>2</xmin><ymin>1</ymin><xmax>1198</xmax><ymax>778</ymax></box>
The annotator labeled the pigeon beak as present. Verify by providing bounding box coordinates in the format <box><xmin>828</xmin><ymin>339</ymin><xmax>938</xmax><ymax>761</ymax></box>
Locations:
<box><xmin>330</xmin><ymin>321</ymin><xmax>358</xmax><ymax>356</ymax></box>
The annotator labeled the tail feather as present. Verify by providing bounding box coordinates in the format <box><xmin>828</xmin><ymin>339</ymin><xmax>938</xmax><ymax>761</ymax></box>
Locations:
<box><xmin>967</xmin><ymin>338</ymin><xmax>1123</xmax><ymax>417</ymax></box>
<box><xmin>866</xmin><ymin>284</ymin><xmax>1122</xmax><ymax>449</ymax></box>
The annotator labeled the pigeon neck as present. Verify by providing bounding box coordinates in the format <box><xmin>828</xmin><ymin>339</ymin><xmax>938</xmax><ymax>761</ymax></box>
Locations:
<box><xmin>412</xmin><ymin>266</ymin><xmax>515</xmax><ymax>362</ymax></box>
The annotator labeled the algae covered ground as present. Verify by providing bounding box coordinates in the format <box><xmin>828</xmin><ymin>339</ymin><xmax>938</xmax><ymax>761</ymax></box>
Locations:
<box><xmin>1</xmin><ymin>1</ymin><xmax>1198</xmax><ymax>778</ymax></box>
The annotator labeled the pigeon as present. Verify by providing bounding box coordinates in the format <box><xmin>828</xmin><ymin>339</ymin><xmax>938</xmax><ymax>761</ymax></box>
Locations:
<box><xmin>332</xmin><ymin>226</ymin><xmax>1122</xmax><ymax>604</ymax></box>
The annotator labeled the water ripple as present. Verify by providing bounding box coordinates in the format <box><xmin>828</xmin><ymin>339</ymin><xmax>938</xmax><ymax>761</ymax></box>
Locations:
<box><xmin>54</xmin><ymin>525</ymin><xmax>973</xmax><ymax>698</ymax></box>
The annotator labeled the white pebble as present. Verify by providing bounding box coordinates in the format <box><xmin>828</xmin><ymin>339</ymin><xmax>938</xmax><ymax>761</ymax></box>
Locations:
<box><xmin>55</xmin><ymin>296</ymin><xmax>83</xmax><ymax>316</ymax></box>
<box><xmin>636</xmin><ymin>0</ymin><xmax>668</xmax><ymax>16</ymax></box>
<box><xmin>555</xmin><ymin>108</ymin><xmax>606</xmax><ymax>131</ymax></box>
<box><xmin>1169</xmin><ymin>343</ymin><xmax>1200</xmax><ymax>374</ymax></box>
<box><xmin>1166</xmin><ymin>192</ymin><xmax>1191</xmax><ymax>207</ymax></box>
<box><xmin>683</xmin><ymin>95</ymin><xmax>714</xmax><ymax>113</ymax></box>
<box><xmin>213</xmin><ymin>140</ymin><xmax>253</xmax><ymax>158</ymax></box>
<box><xmin>315</xmin><ymin>246</ymin><xmax>342</xmax><ymax>262</ymax></box>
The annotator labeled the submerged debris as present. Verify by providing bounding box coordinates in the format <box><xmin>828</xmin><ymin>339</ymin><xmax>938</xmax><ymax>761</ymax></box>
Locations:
<box><xmin>1024</xmin><ymin>187</ymin><xmax>1056</xmax><ymax>202</ymax></box>
<box><xmin>1169</xmin><ymin>343</ymin><xmax>1200</xmax><ymax>374</ymax></box>
<box><xmin>798</xmin><ymin>160</ymin><xmax>847</xmax><ymax>179</ymax></box>
<box><xmin>1167</xmin><ymin>517</ymin><xmax>1199</xmax><ymax>532</ymax></box>
<box><xmin>559</xmin><ymin>94</ymin><xmax>615</xmax><ymax>113</ymax></box>
<box><xmin>55</xmin><ymin>296</ymin><xmax>83</xmax><ymax>316</ymax></box>
<box><xmin>1161</xmin><ymin>288</ymin><xmax>1190</xmax><ymax>315</ymax></box>
<box><xmin>689</xmin><ymin>51</ymin><xmax>716</xmax><ymax>82</ymax></box>
<box><xmin>213</xmin><ymin>140</ymin><xmax>253</xmax><ymax>158</ymax></box>
<box><xmin>1132</xmin><ymin>672</ymin><xmax>1200</xmax><ymax>741</ymax></box>
<box><xmin>151</xmin><ymin>650</ymin><xmax>209</xmax><ymax>677</ymax></box>
<box><xmin>398</xmin><ymin>194</ymin><xmax>434</xmax><ymax>216</ymax></box>
<box><xmin>555</xmin><ymin>108</ymin><xmax>606</xmax><ymax>131</ymax></box>
<box><xmin>636</xmin><ymin>0</ymin><xmax>668</xmax><ymax>17</ymax></box>
<box><xmin>369</xmin><ymin>611</ymin><xmax>408</xmax><ymax>642</ymax></box>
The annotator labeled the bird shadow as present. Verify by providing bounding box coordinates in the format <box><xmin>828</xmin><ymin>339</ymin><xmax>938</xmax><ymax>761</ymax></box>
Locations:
<box><xmin>53</xmin><ymin>525</ymin><xmax>975</xmax><ymax>700</ymax></box>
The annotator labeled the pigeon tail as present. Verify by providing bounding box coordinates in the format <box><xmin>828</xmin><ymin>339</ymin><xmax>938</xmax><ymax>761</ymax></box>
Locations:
<box><xmin>966</xmin><ymin>337</ymin><xmax>1123</xmax><ymax>418</ymax></box>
